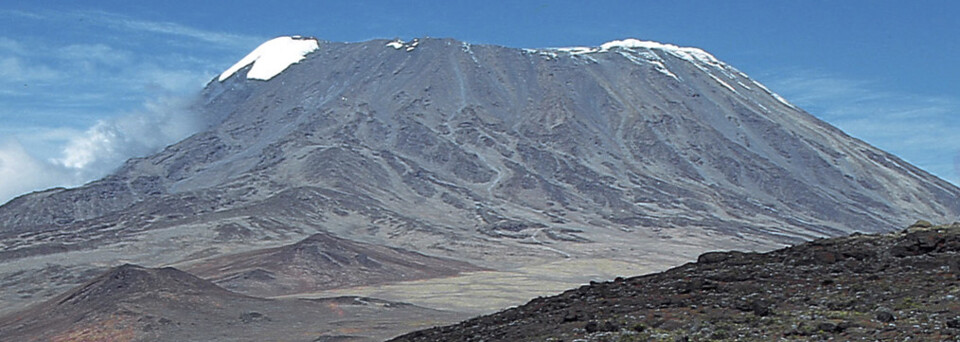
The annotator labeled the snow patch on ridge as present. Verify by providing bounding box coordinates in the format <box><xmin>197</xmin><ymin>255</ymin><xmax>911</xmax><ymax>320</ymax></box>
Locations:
<box><xmin>545</xmin><ymin>38</ymin><xmax>723</xmax><ymax>67</ymax></box>
<box><xmin>752</xmin><ymin>80</ymin><xmax>798</xmax><ymax>109</ymax></box>
<box><xmin>219</xmin><ymin>36</ymin><xmax>319</xmax><ymax>82</ymax></box>
<box><xmin>385</xmin><ymin>38</ymin><xmax>420</xmax><ymax>52</ymax></box>
<box><xmin>555</xmin><ymin>46</ymin><xmax>594</xmax><ymax>55</ymax></box>
<box><xmin>616</xmin><ymin>50</ymin><xmax>678</xmax><ymax>80</ymax></box>
<box><xmin>709</xmin><ymin>74</ymin><xmax>739</xmax><ymax>94</ymax></box>
<box><xmin>541</xmin><ymin>38</ymin><xmax>800</xmax><ymax>110</ymax></box>
<box><xmin>386</xmin><ymin>39</ymin><xmax>404</xmax><ymax>49</ymax></box>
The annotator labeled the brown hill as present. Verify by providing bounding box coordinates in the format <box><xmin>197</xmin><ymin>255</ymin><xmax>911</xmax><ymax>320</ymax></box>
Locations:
<box><xmin>186</xmin><ymin>232</ymin><xmax>484</xmax><ymax>297</ymax></box>
<box><xmin>0</xmin><ymin>264</ymin><xmax>465</xmax><ymax>342</ymax></box>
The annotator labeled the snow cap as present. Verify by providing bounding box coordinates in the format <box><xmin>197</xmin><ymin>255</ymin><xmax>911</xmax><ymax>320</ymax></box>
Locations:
<box><xmin>219</xmin><ymin>36</ymin><xmax>319</xmax><ymax>82</ymax></box>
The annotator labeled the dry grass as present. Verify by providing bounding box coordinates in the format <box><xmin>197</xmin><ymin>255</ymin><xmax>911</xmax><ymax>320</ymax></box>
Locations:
<box><xmin>284</xmin><ymin>258</ymin><xmax>659</xmax><ymax>314</ymax></box>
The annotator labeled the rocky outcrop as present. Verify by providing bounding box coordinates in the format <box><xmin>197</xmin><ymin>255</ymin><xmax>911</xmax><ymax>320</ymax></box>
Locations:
<box><xmin>392</xmin><ymin>222</ymin><xmax>960</xmax><ymax>341</ymax></box>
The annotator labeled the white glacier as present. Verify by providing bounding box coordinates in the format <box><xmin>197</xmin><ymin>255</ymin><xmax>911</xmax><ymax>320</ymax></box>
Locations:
<box><xmin>616</xmin><ymin>50</ymin><xmax>679</xmax><ymax>80</ymax></box>
<box><xmin>555</xmin><ymin>46</ymin><xmax>595</xmax><ymax>55</ymax></box>
<box><xmin>386</xmin><ymin>39</ymin><xmax>404</xmax><ymax>49</ymax></box>
<box><xmin>550</xmin><ymin>38</ymin><xmax>801</xmax><ymax>111</ymax></box>
<box><xmin>219</xmin><ymin>36</ymin><xmax>319</xmax><ymax>82</ymax></box>
<box><xmin>386</xmin><ymin>38</ymin><xmax>419</xmax><ymax>52</ymax></box>
<box><xmin>546</xmin><ymin>38</ymin><xmax>723</xmax><ymax>66</ymax></box>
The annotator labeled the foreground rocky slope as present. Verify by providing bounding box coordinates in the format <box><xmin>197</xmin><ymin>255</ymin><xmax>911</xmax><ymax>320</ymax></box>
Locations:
<box><xmin>393</xmin><ymin>221</ymin><xmax>960</xmax><ymax>341</ymax></box>
<box><xmin>0</xmin><ymin>264</ymin><xmax>464</xmax><ymax>342</ymax></box>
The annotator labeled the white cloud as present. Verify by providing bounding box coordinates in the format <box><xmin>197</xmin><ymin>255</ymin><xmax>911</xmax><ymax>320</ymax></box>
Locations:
<box><xmin>0</xmin><ymin>139</ymin><xmax>77</xmax><ymax>205</ymax></box>
<box><xmin>765</xmin><ymin>71</ymin><xmax>960</xmax><ymax>186</ymax></box>
<box><xmin>59</xmin><ymin>43</ymin><xmax>133</xmax><ymax>66</ymax></box>
<box><xmin>0</xmin><ymin>10</ymin><xmax>252</xmax><ymax>205</ymax></box>
<box><xmin>0</xmin><ymin>37</ymin><xmax>26</xmax><ymax>54</ymax></box>
<box><xmin>3</xmin><ymin>9</ymin><xmax>262</xmax><ymax>49</ymax></box>
<box><xmin>3</xmin><ymin>9</ymin><xmax>46</xmax><ymax>20</ymax></box>
<box><xmin>54</xmin><ymin>95</ymin><xmax>202</xmax><ymax>172</ymax></box>
<box><xmin>0</xmin><ymin>95</ymin><xmax>206</xmax><ymax>205</ymax></box>
<box><xmin>77</xmin><ymin>10</ymin><xmax>264</xmax><ymax>49</ymax></box>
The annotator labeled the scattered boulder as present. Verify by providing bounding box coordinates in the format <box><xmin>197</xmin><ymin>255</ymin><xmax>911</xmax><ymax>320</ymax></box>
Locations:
<box><xmin>751</xmin><ymin>301</ymin><xmax>773</xmax><ymax>317</ymax></box>
<box><xmin>816</xmin><ymin>322</ymin><xmax>844</xmax><ymax>333</ymax></box>
<box><xmin>389</xmin><ymin>222</ymin><xmax>960</xmax><ymax>341</ymax></box>
<box><xmin>601</xmin><ymin>321</ymin><xmax>620</xmax><ymax>332</ymax></box>
<box><xmin>875</xmin><ymin>310</ymin><xmax>895</xmax><ymax>323</ymax></box>
<box><xmin>697</xmin><ymin>251</ymin><xmax>734</xmax><ymax>264</ymax></box>
<box><xmin>239</xmin><ymin>311</ymin><xmax>269</xmax><ymax>323</ymax></box>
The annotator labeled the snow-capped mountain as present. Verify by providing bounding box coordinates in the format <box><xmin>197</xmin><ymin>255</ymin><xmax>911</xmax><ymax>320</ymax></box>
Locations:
<box><xmin>0</xmin><ymin>36</ymin><xmax>957</xmax><ymax>317</ymax></box>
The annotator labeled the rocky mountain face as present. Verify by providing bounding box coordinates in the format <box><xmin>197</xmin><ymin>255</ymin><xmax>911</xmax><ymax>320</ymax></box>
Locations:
<box><xmin>392</xmin><ymin>221</ymin><xmax>960</xmax><ymax>341</ymax></box>
<box><xmin>0</xmin><ymin>36</ymin><xmax>958</xmax><ymax>327</ymax></box>
<box><xmin>0</xmin><ymin>264</ymin><xmax>462</xmax><ymax>342</ymax></box>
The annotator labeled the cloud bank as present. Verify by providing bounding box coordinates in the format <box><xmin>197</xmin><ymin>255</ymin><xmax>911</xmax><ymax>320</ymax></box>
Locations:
<box><xmin>55</xmin><ymin>96</ymin><xmax>201</xmax><ymax>171</ymax></box>
<box><xmin>0</xmin><ymin>9</ymin><xmax>260</xmax><ymax>204</ymax></box>
<box><xmin>0</xmin><ymin>96</ymin><xmax>203</xmax><ymax>205</ymax></box>
<box><xmin>0</xmin><ymin>139</ymin><xmax>75</xmax><ymax>203</ymax></box>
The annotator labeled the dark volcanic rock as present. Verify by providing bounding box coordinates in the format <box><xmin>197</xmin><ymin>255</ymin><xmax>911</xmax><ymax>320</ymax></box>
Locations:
<box><xmin>390</xmin><ymin>222</ymin><xmax>960</xmax><ymax>341</ymax></box>
<box><xmin>875</xmin><ymin>310</ymin><xmax>895</xmax><ymax>323</ymax></box>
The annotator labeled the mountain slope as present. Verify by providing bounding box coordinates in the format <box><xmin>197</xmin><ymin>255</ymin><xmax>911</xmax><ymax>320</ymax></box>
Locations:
<box><xmin>0</xmin><ymin>36</ymin><xmax>958</xmax><ymax>314</ymax></box>
<box><xmin>391</xmin><ymin>221</ymin><xmax>960</xmax><ymax>341</ymax></box>
<box><xmin>4</xmin><ymin>37</ymin><xmax>955</xmax><ymax>238</ymax></box>
<box><xmin>0</xmin><ymin>264</ymin><xmax>464</xmax><ymax>342</ymax></box>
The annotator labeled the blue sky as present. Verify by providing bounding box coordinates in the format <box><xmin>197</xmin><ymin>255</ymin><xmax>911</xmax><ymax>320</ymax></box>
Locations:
<box><xmin>0</xmin><ymin>1</ymin><xmax>958</xmax><ymax>203</ymax></box>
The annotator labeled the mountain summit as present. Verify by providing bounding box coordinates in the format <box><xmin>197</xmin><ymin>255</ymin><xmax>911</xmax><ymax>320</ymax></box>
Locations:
<box><xmin>0</xmin><ymin>36</ymin><xmax>957</xmax><ymax>316</ymax></box>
